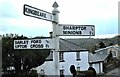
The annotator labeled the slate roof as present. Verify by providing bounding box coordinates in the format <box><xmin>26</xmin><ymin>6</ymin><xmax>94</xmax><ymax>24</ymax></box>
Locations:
<box><xmin>59</xmin><ymin>38</ymin><xmax>88</xmax><ymax>52</ymax></box>
<box><xmin>89</xmin><ymin>49</ymin><xmax>108</xmax><ymax>63</ymax></box>
<box><xmin>89</xmin><ymin>45</ymin><xmax>120</xmax><ymax>63</ymax></box>
<box><xmin>33</xmin><ymin>37</ymin><xmax>87</xmax><ymax>51</ymax></box>
<box><xmin>46</xmin><ymin>38</ymin><xmax>88</xmax><ymax>61</ymax></box>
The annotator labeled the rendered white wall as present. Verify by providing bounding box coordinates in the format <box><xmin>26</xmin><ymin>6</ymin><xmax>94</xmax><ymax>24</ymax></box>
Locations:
<box><xmin>79</xmin><ymin>51</ymin><xmax>89</xmax><ymax>71</ymax></box>
<box><xmin>36</xmin><ymin>61</ymin><xmax>55</xmax><ymax>75</ymax></box>
<box><xmin>36</xmin><ymin>51</ymin><xmax>89</xmax><ymax>75</ymax></box>
<box><xmin>92</xmin><ymin>63</ymin><xmax>99</xmax><ymax>74</ymax></box>
<box><xmin>60</xmin><ymin>51</ymin><xmax>89</xmax><ymax>75</ymax></box>
<box><xmin>92</xmin><ymin>62</ymin><xmax>104</xmax><ymax>74</ymax></box>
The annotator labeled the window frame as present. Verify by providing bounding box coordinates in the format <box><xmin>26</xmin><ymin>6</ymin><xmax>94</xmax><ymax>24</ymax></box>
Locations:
<box><xmin>59</xmin><ymin>52</ymin><xmax>65</xmax><ymax>62</ymax></box>
<box><xmin>60</xmin><ymin>69</ymin><xmax>64</xmax><ymax>75</ymax></box>
<box><xmin>76</xmin><ymin>52</ymin><xmax>81</xmax><ymax>61</ymax></box>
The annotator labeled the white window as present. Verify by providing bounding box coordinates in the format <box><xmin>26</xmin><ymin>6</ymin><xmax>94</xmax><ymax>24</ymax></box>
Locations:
<box><xmin>113</xmin><ymin>51</ymin><xmax>116</xmax><ymax>57</ymax></box>
<box><xmin>76</xmin><ymin>52</ymin><xmax>80</xmax><ymax>60</ymax></box>
<box><xmin>60</xmin><ymin>69</ymin><xmax>64</xmax><ymax>75</ymax></box>
<box><xmin>59</xmin><ymin>52</ymin><xmax>64</xmax><ymax>61</ymax></box>
<box><xmin>77</xmin><ymin>67</ymin><xmax>80</xmax><ymax>71</ymax></box>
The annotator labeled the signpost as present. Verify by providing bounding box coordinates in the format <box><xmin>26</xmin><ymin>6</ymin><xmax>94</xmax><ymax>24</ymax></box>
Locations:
<box><xmin>14</xmin><ymin>2</ymin><xmax>96</xmax><ymax>75</ymax></box>
<box><xmin>24</xmin><ymin>4</ymin><xmax>53</xmax><ymax>21</ymax></box>
<box><xmin>58</xmin><ymin>24</ymin><xmax>95</xmax><ymax>36</ymax></box>
<box><xmin>14</xmin><ymin>38</ymin><xmax>54</xmax><ymax>49</ymax></box>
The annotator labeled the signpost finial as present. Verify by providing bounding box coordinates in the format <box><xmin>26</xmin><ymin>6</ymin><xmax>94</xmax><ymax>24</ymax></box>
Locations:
<box><xmin>52</xmin><ymin>1</ymin><xmax>59</xmax><ymax>8</ymax></box>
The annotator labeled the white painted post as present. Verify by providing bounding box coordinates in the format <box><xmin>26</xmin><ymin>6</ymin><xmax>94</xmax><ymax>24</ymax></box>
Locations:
<box><xmin>0</xmin><ymin>37</ymin><xmax>2</xmax><ymax>77</ymax></box>
<box><xmin>52</xmin><ymin>2</ymin><xmax>60</xmax><ymax>75</ymax></box>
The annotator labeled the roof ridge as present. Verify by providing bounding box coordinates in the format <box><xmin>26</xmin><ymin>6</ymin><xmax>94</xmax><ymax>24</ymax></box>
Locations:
<box><xmin>95</xmin><ymin>45</ymin><xmax>114</xmax><ymax>52</ymax></box>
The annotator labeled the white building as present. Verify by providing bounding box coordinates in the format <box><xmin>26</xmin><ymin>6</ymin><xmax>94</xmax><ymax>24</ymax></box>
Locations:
<box><xmin>36</xmin><ymin>38</ymin><xmax>90</xmax><ymax>76</ymax></box>
<box><xmin>89</xmin><ymin>45</ymin><xmax>120</xmax><ymax>74</ymax></box>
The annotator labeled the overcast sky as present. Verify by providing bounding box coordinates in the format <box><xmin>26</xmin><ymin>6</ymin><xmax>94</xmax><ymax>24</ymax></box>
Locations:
<box><xmin>0</xmin><ymin>0</ymin><xmax>119</xmax><ymax>38</ymax></box>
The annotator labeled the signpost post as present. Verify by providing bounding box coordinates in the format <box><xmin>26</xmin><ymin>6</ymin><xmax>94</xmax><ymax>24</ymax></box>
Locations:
<box><xmin>52</xmin><ymin>2</ymin><xmax>60</xmax><ymax>75</ymax></box>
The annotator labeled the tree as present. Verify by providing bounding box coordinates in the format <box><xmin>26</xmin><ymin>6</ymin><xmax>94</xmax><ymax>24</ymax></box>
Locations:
<box><xmin>109</xmin><ymin>43</ymin><xmax>114</xmax><ymax>46</ymax></box>
<box><xmin>90</xmin><ymin>44</ymin><xmax>98</xmax><ymax>53</ymax></box>
<box><xmin>99</xmin><ymin>41</ymin><xmax>106</xmax><ymax>48</ymax></box>
<box><xmin>2</xmin><ymin>35</ymin><xmax>50</xmax><ymax>77</ymax></box>
<box><xmin>107</xmin><ymin>51</ymin><xmax>113</xmax><ymax>62</ymax></box>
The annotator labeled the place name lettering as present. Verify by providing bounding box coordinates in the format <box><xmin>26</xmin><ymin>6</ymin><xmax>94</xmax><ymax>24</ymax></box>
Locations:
<box><xmin>31</xmin><ymin>39</ymin><xmax>42</xmax><ymax>43</ymax></box>
<box><xmin>15</xmin><ymin>40</ymin><xmax>28</xmax><ymax>44</ymax></box>
<box><xmin>63</xmin><ymin>31</ymin><xmax>82</xmax><ymax>35</ymax></box>
<box><xmin>14</xmin><ymin>39</ymin><xmax>51</xmax><ymax>49</ymax></box>
<box><xmin>15</xmin><ymin>45</ymin><xmax>27</xmax><ymax>49</ymax></box>
<box><xmin>30</xmin><ymin>44</ymin><xmax>44</xmax><ymax>48</ymax></box>
<box><xmin>63</xmin><ymin>26</ymin><xmax>86</xmax><ymax>30</ymax></box>
<box><xmin>25</xmin><ymin>7</ymin><xmax>46</xmax><ymax>18</ymax></box>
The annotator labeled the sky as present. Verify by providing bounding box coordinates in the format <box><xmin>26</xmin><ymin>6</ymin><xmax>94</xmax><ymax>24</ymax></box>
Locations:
<box><xmin>0</xmin><ymin>0</ymin><xmax>119</xmax><ymax>38</ymax></box>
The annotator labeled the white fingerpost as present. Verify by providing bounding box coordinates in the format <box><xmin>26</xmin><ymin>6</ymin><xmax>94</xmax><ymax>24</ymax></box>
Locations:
<box><xmin>52</xmin><ymin>2</ymin><xmax>60</xmax><ymax>75</ymax></box>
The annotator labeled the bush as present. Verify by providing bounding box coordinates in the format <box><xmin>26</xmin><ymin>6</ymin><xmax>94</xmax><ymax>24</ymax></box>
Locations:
<box><xmin>29</xmin><ymin>70</ymin><xmax>38</xmax><ymax>77</ymax></box>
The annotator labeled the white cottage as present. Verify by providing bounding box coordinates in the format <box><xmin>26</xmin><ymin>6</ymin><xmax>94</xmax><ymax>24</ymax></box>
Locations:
<box><xmin>89</xmin><ymin>45</ymin><xmax>120</xmax><ymax>74</ymax></box>
<box><xmin>36</xmin><ymin>38</ymin><xmax>90</xmax><ymax>76</ymax></box>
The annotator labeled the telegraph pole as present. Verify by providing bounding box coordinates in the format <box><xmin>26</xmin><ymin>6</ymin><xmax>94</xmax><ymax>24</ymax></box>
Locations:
<box><xmin>52</xmin><ymin>2</ymin><xmax>60</xmax><ymax>75</ymax></box>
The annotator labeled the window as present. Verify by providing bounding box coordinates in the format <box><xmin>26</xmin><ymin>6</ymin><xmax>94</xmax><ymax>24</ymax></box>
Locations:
<box><xmin>76</xmin><ymin>52</ymin><xmax>81</xmax><ymax>60</ymax></box>
<box><xmin>59</xmin><ymin>52</ymin><xmax>64</xmax><ymax>62</ymax></box>
<box><xmin>77</xmin><ymin>67</ymin><xmax>80</xmax><ymax>71</ymax></box>
<box><xmin>113</xmin><ymin>51</ymin><xmax>116</xmax><ymax>57</ymax></box>
<box><xmin>60</xmin><ymin>69</ymin><xmax>64</xmax><ymax>76</ymax></box>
